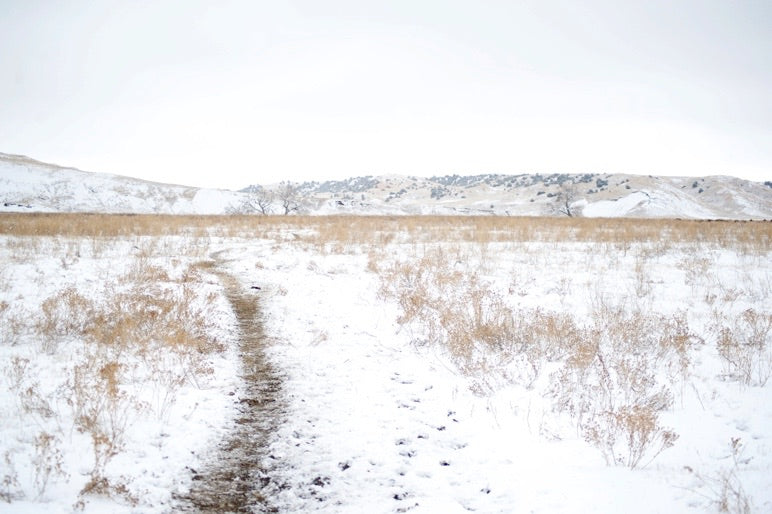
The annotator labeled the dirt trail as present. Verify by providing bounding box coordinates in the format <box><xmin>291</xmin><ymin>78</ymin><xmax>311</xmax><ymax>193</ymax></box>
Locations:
<box><xmin>178</xmin><ymin>259</ymin><xmax>286</xmax><ymax>513</ymax></box>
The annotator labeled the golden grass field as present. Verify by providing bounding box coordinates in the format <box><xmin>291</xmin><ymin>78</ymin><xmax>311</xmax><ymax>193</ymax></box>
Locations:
<box><xmin>1</xmin><ymin>213</ymin><xmax>769</xmax><ymax>250</ymax></box>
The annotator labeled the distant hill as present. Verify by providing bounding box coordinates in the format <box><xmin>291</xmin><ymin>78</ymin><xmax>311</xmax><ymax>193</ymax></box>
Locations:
<box><xmin>1</xmin><ymin>152</ymin><xmax>770</xmax><ymax>218</ymax></box>
<box><xmin>0</xmin><ymin>152</ymin><xmax>243</xmax><ymax>214</ymax></box>
<box><xmin>252</xmin><ymin>172</ymin><xmax>772</xmax><ymax>219</ymax></box>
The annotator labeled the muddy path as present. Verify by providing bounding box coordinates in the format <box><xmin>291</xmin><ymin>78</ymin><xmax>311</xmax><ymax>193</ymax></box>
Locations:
<box><xmin>178</xmin><ymin>258</ymin><xmax>286</xmax><ymax>513</ymax></box>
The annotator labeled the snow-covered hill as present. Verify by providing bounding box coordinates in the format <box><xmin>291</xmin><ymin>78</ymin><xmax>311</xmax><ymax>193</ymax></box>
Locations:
<box><xmin>284</xmin><ymin>173</ymin><xmax>772</xmax><ymax>219</ymax></box>
<box><xmin>2</xmin><ymin>152</ymin><xmax>770</xmax><ymax>218</ymax></box>
<box><xmin>0</xmin><ymin>153</ymin><xmax>243</xmax><ymax>214</ymax></box>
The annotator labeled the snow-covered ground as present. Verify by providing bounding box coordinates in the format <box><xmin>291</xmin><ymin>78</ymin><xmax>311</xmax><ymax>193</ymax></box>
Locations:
<box><xmin>1</xmin><ymin>218</ymin><xmax>770</xmax><ymax>512</ymax></box>
<box><xmin>0</xmin><ymin>235</ymin><xmax>241</xmax><ymax>512</ymax></box>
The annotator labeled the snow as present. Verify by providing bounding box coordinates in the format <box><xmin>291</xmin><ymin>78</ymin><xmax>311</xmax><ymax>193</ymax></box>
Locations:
<box><xmin>190</xmin><ymin>188</ymin><xmax>240</xmax><ymax>214</ymax></box>
<box><xmin>1</xmin><ymin>221</ymin><xmax>770</xmax><ymax>512</ymax></box>
<box><xmin>0</xmin><ymin>153</ymin><xmax>243</xmax><ymax>214</ymax></box>
<box><xmin>212</xmin><ymin>234</ymin><xmax>770</xmax><ymax>512</ymax></box>
<box><xmin>2</xmin><ymin>152</ymin><xmax>771</xmax><ymax>218</ymax></box>
<box><xmin>0</xmin><ymin>237</ymin><xmax>241</xmax><ymax>512</ymax></box>
<box><xmin>581</xmin><ymin>190</ymin><xmax>721</xmax><ymax>219</ymax></box>
<box><xmin>582</xmin><ymin>191</ymin><xmax>652</xmax><ymax>217</ymax></box>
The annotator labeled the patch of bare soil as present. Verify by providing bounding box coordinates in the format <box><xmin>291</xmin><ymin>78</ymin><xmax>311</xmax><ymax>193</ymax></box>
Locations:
<box><xmin>177</xmin><ymin>260</ymin><xmax>286</xmax><ymax>513</ymax></box>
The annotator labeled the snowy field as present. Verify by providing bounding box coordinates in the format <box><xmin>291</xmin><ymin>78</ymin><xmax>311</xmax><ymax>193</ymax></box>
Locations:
<box><xmin>0</xmin><ymin>214</ymin><xmax>770</xmax><ymax>513</ymax></box>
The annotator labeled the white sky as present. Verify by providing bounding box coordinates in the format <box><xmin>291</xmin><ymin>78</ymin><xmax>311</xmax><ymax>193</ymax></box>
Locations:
<box><xmin>1</xmin><ymin>0</ymin><xmax>770</xmax><ymax>190</ymax></box>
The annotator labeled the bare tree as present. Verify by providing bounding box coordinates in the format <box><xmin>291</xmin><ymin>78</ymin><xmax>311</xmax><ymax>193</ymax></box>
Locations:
<box><xmin>278</xmin><ymin>182</ymin><xmax>300</xmax><ymax>215</ymax></box>
<box><xmin>554</xmin><ymin>182</ymin><xmax>579</xmax><ymax>217</ymax></box>
<box><xmin>250</xmin><ymin>187</ymin><xmax>274</xmax><ymax>215</ymax></box>
<box><xmin>230</xmin><ymin>186</ymin><xmax>274</xmax><ymax>215</ymax></box>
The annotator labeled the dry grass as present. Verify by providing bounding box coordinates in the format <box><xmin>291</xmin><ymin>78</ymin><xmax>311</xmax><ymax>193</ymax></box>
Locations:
<box><xmin>376</xmin><ymin>248</ymin><xmax>708</xmax><ymax>468</ymax></box>
<box><xmin>0</xmin><ymin>212</ymin><xmax>768</xmax><ymax>496</ymax></box>
<box><xmin>1</xmin><ymin>214</ymin><xmax>769</xmax><ymax>252</ymax></box>
<box><xmin>0</xmin><ymin>232</ymin><xmax>228</xmax><ymax>504</ymax></box>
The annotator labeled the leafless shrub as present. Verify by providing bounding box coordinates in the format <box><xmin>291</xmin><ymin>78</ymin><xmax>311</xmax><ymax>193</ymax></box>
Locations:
<box><xmin>581</xmin><ymin>392</ymin><xmax>678</xmax><ymax>468</ymax></box>
<box><xmin>4</xmin><ymin>356</ymin><xmax>30</xmax><ymax>391</ymax></box>
<box><xmin>633</xmin><ymin>255</ymin><xmax>652</xmax><ymax>298</ymax></box>
<box><xmin>18</xmin><ymin>382</ymin><xmax>55</xmax><ymax>423</ymax></box>
<box><xmin>549</xmin><ymin>307</ymin><xmax>683</xmax><ymax>468</ymax></box>
<box><xmin>76</xmin><ymin>280</ymin><xmax>220</xmax><ymax>425</ymax></box>
<box><xmin>381</xmin><ymin>251</ymin><xmax>582</xmax><ymax>390</ymax></box>
<box><xmin>715</xmin><ymin>309</ymin><xmax>772</xmax><ymax>386</ymax></box>
<box><xmin>442</xmin><ymin>285</ymin><xmax>543</xmax><ymax>388</ymax></box>
<box><xmin>378</xmin><ymin>250</ymin><xmax>460</xmax><ymax>329</ymax></box>
<box><xmin>686</xmin><ymin>438</ymin><xmax>753</xmax><ymax>514</ymax></box>
<box><xmin>36</xmin><ymin>287</ymin><xmax>93</xmax><ymax>353</ymax></box>
<box><xmin>659</xmin><ymin>313</ymin><xmax>702</xmax><ymax>392</ymax></box>
<box><xmin>529</xmin><ymin>310</ymin><xmax>583</xmax><ymax>362</ymax></box>
<box><xmin>0</xmin><ymin>301</ymin><xmax>29</xmax><ymax>346</ymax></box>
<box><xmin>77</xmin><ymin>475</ymin><xmax>138</xmax><ymax>508</ymax></box>
<box><xmin>66</xmin><ymin>355</ymin><xmax>143</xmax><ymax>496</ymax></box>
<box><xmin>378</xmin><ymin>250</ymin><xmax>535</xmax><ymax>388</ymax></box>
<box><xmin>4</xmin><ymin>357</ymin><xmax>56</xmax><ymax>427</ymax></box>
<box><xmin>0</xmin><ymin>451</ymin><xmax>20</xmax><ymax>503</ymax></box>
<box><xmin>32</xmin><ymin>431</ymin><xmax>67</xmax><ymax>499</ymax></box>
<box><xmin>678</xmin><ymin>255</ymin><xmax>713</xmax><ymax>294</ymax></box>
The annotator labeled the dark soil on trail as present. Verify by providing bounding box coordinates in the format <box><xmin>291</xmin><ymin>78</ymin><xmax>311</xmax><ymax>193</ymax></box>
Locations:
<box><xmin>177</xmin><ymin>261</ymin><xmax>286</xmax><ymax>513</ymax></box>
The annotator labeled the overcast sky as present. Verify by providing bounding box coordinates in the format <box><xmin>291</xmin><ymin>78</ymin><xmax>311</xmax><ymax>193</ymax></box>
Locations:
<box><xmin>1</xmin><ymin>1</ymin><xmax>770</xmax><ymax>189</ymax></box>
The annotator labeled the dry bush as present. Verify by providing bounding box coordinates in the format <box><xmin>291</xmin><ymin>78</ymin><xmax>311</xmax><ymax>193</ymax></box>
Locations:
<box><xmin>659</xmin><ymin>313</ymin><xmax>702</xmax><ymax>389</ymax></box>
<box><xmin>77</xmin><ymin>474</ymin><xmax>137</xmax><ymax>508</ymax></box>
<box><xmin>62</xmin><ymin>261</ymin><xmax>222</xmax><ymax>500</ymax></box>
<box><xmin>549</xmin><ymin>306</ymin><xmax>686</xmax><ymax>468</ymax></box>
<box><xmin>4</xmin><ymin>357</ymin><xmax>56</xmax><ymax>427</ymax></box>
<box><xmin>679</xmin><ymin>255</ymin><xmax>713</xmax><ymax>294</ymax></box>
<box><xmin>687</xmin><ymin>438</ymin><xmax>753</xmax><ymax>514</ymax></box>
<box><xmin>377</xmin><ymin>249</ymin><xmax>462</xmax><ymax>329</ymax></box>
<box><xmin>582</xmin><ymin>398</ymin><xmax>679</xmax><ymax>469</ymax></box>
<box><xmin>1</xmin><ymin>451</ymin><xmax>20</xmax><ymax>503</ymax></box>
<box><xmin>715</xmin><ymin>309</ymin><xmax>772</xmax><ymax>386</ymax></box>
<box><xmin>441</xmin><ymin>285</ymin><xmax>539</xmax><ymax>388</ymax></box>
<box><xmin>529</xmin><ymin>310</ymin><xmax>584</xmax><ymax>362</ymax></box>
<box><xmin>36</xmin><ymin>287</ymin><xmax>93</xmax><ymax>353</ymax></box>
<box><xmin>633</xmin><ymin>254</ymin><xmax>652</xmax><ymax>298</ymax></box>
<box><xmin>32</xmin><ymin>431</ymin><xmax>66</xmax><ymax>500</ymax></box>
<box><xmin>64</xmin><ymin>353</ymin><xmax>144</xmax><ymax>508</ymax></box>
<box><xmin>3</xmin><ymin>360</ymin><xmax>66</xmax><ymax>499</ymax></box>
<box><xmin>0</xmin><ymin>301</ymin><xmax>27</xmax><ymax>346</ymax></box>
<box><xmin>18</xmin><ymin>381</ymin><xmax>55</xmax><ymax>424</ymax></box>
<box><xmin>380</xmin><ymin>249</ymin><xmax>576</xmax><ymax>390</ymax></box>
<box><xmin>78</xmin><ymin>275</ymin><xmax>222</xmax><ymax>426</ymax></box>
<box><xmin>4</xmin><ymin>356</ymin><xmax>31</xmax><ymax>392</ymax></box>
<box><xmin>66</xmin><ymin>355</ymin><xmax>139</xmax><ymax>482</ymax></box>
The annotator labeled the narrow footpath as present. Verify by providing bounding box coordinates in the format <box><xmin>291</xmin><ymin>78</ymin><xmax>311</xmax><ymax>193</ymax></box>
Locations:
<box><xmin>178</xmin><ymin>259</ymin><xmax>286</xmax><ymax>513</ymax></box>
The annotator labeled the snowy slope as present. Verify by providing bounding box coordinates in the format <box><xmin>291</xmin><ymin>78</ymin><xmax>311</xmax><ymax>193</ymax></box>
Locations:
<box><xmin>2</xmin><ymin>152</ymin><xmax>770</xmax><ymax>218</ymax></box>
<box><xmin>0</xmin><ymin>153</ymin><xmax>244</xmax><ymax>214</ymax></box>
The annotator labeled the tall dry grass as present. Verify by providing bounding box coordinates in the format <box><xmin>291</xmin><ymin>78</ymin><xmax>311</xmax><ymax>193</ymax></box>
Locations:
<box><xmin>1</xmin><ymin>214</ymin><xmax>769</xmax><ymax>252</ymax></box>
